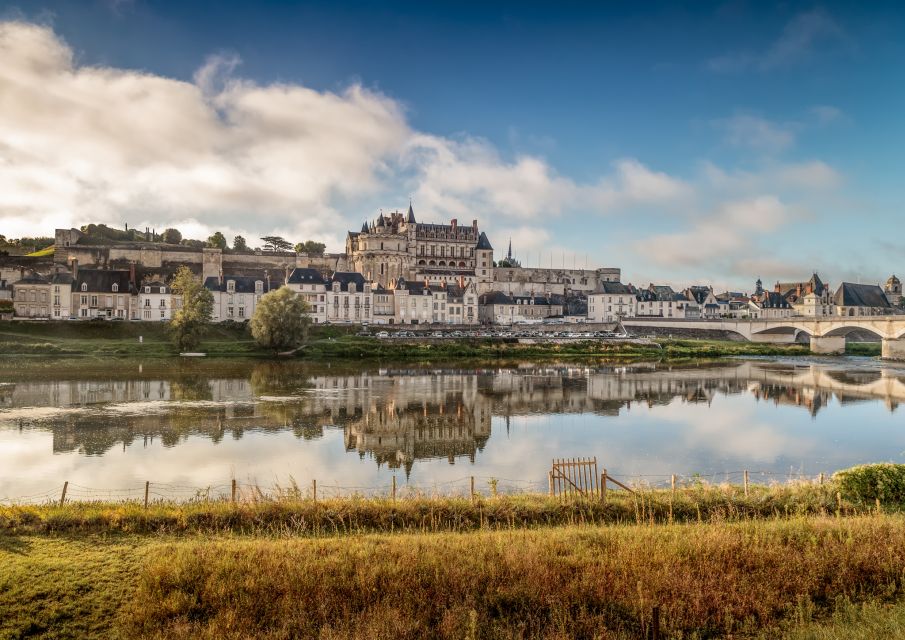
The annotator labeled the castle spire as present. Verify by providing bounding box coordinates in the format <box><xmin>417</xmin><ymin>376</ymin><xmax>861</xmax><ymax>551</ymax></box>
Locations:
<box><xmin>406</xmin><ymin>201</ymin><xmax>416</xmax><ymax>224</ymax></box>
<box><xmin>507</xmin><ymin>238</ymin><xmax>512</xmax><ymax>261</ymax></box>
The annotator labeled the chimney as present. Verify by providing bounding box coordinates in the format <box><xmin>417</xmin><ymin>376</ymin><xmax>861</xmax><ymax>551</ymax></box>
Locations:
<box><xmin>451</xmin><ymin>218</ymin><xmax>457</xmax><ymax>231</ymax></box>
<box><xmin>472</xmin><ymin>219</ymin><xmax>478</xmax><ymax>230</ymax></box>
<box><xmin>129</xmin><ymin>263</ymin><xmax>135</xmax><ymax>287</ymax></box>
<box><xmin>70</xmin><ymin>259</ymin><xmax>78</xmax><ymax>281</ymax></box>
<box><xmin>458</xmin><ymin>276</ymin><xmax>465</xmax><ymax>289</ymax></box>
<box><xmin>774</xmin><ymin>282</ymin><xmax>781</xmax><ymax>294</ymax></box>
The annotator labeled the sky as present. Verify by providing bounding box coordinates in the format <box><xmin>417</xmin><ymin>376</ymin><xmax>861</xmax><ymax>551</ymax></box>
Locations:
<box><xmin>1</xmin><ymin>0</ymin><xmax>904</xmax><ymax>291</ymax></box>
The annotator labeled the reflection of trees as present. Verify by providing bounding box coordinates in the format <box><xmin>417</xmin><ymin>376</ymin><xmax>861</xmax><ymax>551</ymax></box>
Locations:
<box><xmin>170</xmin><ymin>376</ymin><xmax>212</xmax><ymax>401</ymax></box>
<box><xmin>249</xmin><ymin>362</ymin><xmax>313</xmax><ymax>397</ymax></box>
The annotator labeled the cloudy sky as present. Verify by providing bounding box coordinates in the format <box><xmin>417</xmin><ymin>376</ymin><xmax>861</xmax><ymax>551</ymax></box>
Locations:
<box><xmin>1</xmin><ymin>0</ymin><xmax>904</xmax><ymax>291</ymax></box>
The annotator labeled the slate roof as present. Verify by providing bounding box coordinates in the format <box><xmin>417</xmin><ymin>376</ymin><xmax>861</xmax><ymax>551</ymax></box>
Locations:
<box><xmin>479</xmin><ymin>291</ymin><xmax>514</xmax><ymax>305</ymax></box>
<box><xmin>833</xmin><ymin>283</ymin><xmax>891</xmax><ymax>308</ymax></box>
<box><xmin>407</xmin><ymin>203</ymin><xmax>416</xmax><ymax>223</ymax></box>
<box><xmin>287</xmin><ymin>268</ymin><xmax>327</xmax><ymax>286</ymax></box>
<box><xmin>13</xmin><ymin>272</ymin><xmax>50</xmax><ymax>285</ymax></box>
<box><xmin>139</xmin><ymin>281</ymin><xmax>168</xmax><ymax>294</ymax></box>
<box><xmin>203</xmin><ymin>275</ymin><xmax>279</xmax><ymax>294</ymax></box>
<box><xmin>72</xmin><ymin>269</ymin><xmax>135</xmax><ymax>294</ymax></box>
<box><xmin>329</xmin><ymin>272</ymin><xmax>367</xmax><ymax>292</ymax></box>
<box><xmin>596</xmin><ymin>282</ymin><xmax>635</xmax><ymax>295</ymax></box>
<box><xmin>475</xmin><ymin>232</ymin><xmax>493</xmax><ymax>251</ymax></box>
<box><xmin>752</xmin><ymin>291</ymin><xmax>792</xmax><ymax>309</ymax></box>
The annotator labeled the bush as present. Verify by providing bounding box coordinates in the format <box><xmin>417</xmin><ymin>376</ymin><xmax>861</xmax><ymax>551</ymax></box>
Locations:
<box><xmin>834</xmin><ymin>464</ymin><xmax>905</xmax><ymax>504</ymax></box>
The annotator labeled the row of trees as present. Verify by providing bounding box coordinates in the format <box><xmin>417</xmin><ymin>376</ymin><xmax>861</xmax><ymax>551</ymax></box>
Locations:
<box><xmin>72</xmin><ymin>224</ymin><xmax>327</xmax><ymax>257</ymax></box>
<box><xmin>169</xmin><ymin>266</ymin><xmax>310</xmax><ymax>354</ymax></box>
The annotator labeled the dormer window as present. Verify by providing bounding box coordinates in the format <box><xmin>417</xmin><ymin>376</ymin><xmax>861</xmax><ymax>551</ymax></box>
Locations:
<box><xmin>160</xmin><ymin>287</ymin><xmax>166</xmax><ymax>294</ymax></box>
<box><xmin>81</xmin><ymin>283</ymin><xmax>87</xmax><ymax>292</ymax></box>
<box><xmin>144</xmin><ymin>286</ymin><xmax>150</xmax><ymax>294</ymax></box>
<box><xmin>227</xmin><ymin>280</ymin><xmax>236</xmax><ymax>293</ymax></box>
<box><xmin>349</xmin><ymin>283</ymin><xmax>356</xmax><ymax>294</ymax></box>
<box><xmin>254</xmin><ymin>281</ymin><xmax>263</xmax><ymax>294</ymax></box>
<box><xmin>112</xmin><ymin>283</ymin><xmax>119</xmax><ymax>293</ymax></box>
<box><xmin>332</xmin><ymin>282</ymin><xmax>340</xmax><ymax>293</ymax></box>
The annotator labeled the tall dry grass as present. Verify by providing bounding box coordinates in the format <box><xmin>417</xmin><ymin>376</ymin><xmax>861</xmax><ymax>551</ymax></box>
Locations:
<box><xmin>124</xmin><ymin>515</ymin><xmax>905</xmax><ymax>640</ymax></box>
<box><xmin>0</xmin><ymin>482</ymin><xmax>864</xmax><ymax>536</ymax></box>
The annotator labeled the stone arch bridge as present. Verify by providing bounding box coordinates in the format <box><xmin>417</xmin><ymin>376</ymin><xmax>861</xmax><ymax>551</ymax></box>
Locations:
<box><xmin>622</xmin><ymin>317</ymin><xmax>905</xmax><ymax>359</ymax></box>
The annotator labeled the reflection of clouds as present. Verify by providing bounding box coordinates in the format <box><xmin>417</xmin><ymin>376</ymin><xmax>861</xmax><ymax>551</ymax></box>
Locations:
<box><xmin>3</xmin><ymin>361</ymin><xmax>905</xmax><ymax>501</ymax></box>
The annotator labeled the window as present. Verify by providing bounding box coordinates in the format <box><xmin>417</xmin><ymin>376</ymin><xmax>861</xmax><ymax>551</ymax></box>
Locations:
<box><xmin>238</xmin><ymin>307</ymin><xmax>245</xmax><ymax>318</ymax></box>
<box><xmin>227</xmin><ymin>280</ymin><xmax>236</xmax><ymax>293</ymax></box>
<box><xmin>81</xmin><ymin>283</ymin><xmax>87</xmax><ymax>292</ymax></box>
<box><xmin>112</xmin><ymin>283</ymin><xmax>119</xmax><ymax>293</ymax></box>
<box><xmin>81</xmin><ymin>295</ymin><xmax>87</xmax><ymax>305</ymax></box>
<box><xmin>144</xmin><ymin>309</ymin><xmax>151</xmax><ymax>319</ymax></box>
<box><xmin>255</xmin><ymin>281</ymin><xmax>263</xmax><ymax>294</ymax></box>
<box><xmin>144</xmin><ymin>286</ymin><xmax>149</xmax><ymax>293</ymax></box>
<box><xmin>144</xmin><ymin>299</ymin><xmax>151</xmax><ymax>307</ymax></box>
<box><xmin>227</xmin><ymin>306</ymin><xmax>234</xmax><ymax>318</ymax></box>
<box><xmin>90</xmin><ymin>295</ymin><xmax>98</xmax><ymax>307</ymax></box>
<box><xmin>161</xmin><ymin>287</ymin><xmax>166</xmax><ymax>294</ymax></box>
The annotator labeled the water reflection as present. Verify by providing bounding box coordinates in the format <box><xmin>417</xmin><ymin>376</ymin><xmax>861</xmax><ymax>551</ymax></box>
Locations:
<box><xmin>1</xmin><ymin>357</ymin><xmax>904</xmax><ymax>498</ymax></box>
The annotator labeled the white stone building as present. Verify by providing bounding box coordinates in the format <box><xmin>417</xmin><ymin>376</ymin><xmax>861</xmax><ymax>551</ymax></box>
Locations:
<box><xmin>587</xmin><ymin>282</ymin><xmax>636</xmax><ymax>322</ymax></box>
<box><xmin>137</xmin><ymin>281</ymin><xmax>173</xmax><ymax>321</ymax></box>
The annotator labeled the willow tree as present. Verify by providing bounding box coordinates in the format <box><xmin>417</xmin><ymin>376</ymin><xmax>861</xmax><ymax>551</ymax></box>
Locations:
<box><xmin>250</xmin><ymin>287</ymin><xmax>311</xmax><ymax>352</ymax></box>
<box><xmin>169</xmin><ymin>266</ymin><xmax>214</xmax><ymax>352</ymax></box>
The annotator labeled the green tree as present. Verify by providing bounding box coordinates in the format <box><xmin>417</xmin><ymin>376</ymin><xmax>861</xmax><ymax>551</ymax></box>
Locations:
<box><xmin>294</xmin><ymin>240</ymin><xmax>327</xmax><ymax>256</ymax></box>
<box><xmin>206</xmin><ymin>231</ymin><xmax>227</xmax><ymax>249</ymax></box>
<box><xmin>162</xmin><ymin>228</ymin><xmax>182</xmax><ymax>244</ymax></box>
<box><xmin>233</xmin><ymin>235</ymin><xmax>248</xmax><ymax>251</ymax></box>
<box><xmin>169</xmin><ymin>266</ymin><xmax>214</xmax><ymax>352</ymax></box>
<box><xmin>260</xmin><ymin>235</ymin><xmax>293</xmax><ymax>252</ymax></box>
<box><xmin>249</xmin><ymin>287</ymin><xmax>311</xmax><ymax>352</ymax></box>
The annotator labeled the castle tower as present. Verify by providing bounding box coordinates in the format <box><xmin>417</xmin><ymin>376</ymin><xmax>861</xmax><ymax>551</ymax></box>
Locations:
<box><xmin>475</xmin><ymin>232</ymin><xmax>494</xmax><ymax>285</ymax></box>
<box><xmin>886</xmin><ymin>275</ymin><xmax>902</xmax><ymax>306</ymax></box>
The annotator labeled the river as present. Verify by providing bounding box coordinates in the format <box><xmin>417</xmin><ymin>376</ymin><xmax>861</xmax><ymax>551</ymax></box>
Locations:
<box><xmin>1</xmin><ymin>356</ymin><xmax>904</xmax><ymax>502</ymax></box>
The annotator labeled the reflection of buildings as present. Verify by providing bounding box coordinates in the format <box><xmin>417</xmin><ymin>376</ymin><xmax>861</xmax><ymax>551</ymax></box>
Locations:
<box><xmin>1</xmin><ymin>360</ymin><xmax>903</xmax><ymax>462</ymax></box>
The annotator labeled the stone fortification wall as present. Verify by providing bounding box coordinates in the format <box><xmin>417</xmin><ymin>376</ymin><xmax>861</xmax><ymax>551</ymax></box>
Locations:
<box><xmin>491</xmin><ymin>267</ymin><xmax>620</xmax><ymax>296</ymax></box>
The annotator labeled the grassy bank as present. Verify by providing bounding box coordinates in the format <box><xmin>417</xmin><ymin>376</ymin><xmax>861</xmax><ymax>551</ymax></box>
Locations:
<box><xmin>0</xmin><ymin>320</ymin><xmax>814</xmax><ymax>360</ymax></box>
<box><xmin>0</xmin><ymin>482</ymin><xmax>874</xmax><ymax>537</ymax></box>
<box><xmin>4</xmin><ymin>515</ymin><xmax>905</xmax><ymax>639</ymax></box>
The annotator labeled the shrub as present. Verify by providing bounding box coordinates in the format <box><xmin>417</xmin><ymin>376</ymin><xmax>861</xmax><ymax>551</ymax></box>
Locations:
<box><xmin>834</xmin><ymin>464</ymin><xmax>905</xmax><ymax>504</ymax></box>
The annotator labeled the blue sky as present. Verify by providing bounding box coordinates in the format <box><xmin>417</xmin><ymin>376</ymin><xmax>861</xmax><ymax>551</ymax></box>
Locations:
<box><xmin>1</xmin><ymin>0</ymin><xmax>904</xmax><ymax>290</ymax></box>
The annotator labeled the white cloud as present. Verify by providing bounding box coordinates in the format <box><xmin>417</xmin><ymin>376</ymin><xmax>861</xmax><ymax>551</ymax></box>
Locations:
<box><xmin>708</xmin><ymin>9</ymin><xmax>850</xmax><ymax>73</ymax></box>
<box><xmin>702</xmin><ymin>160</ymin><xmax>842</xmax><ymax>192</ymax></box>
<box><xmin>636</xmin><ymin>196</ymin><xmax>796</xmax><ymax>268</ymax></box>
<box><xmin>0</xmin><ymin>20</ymin><xmax>692</xmax><ymax>248</ymax></box>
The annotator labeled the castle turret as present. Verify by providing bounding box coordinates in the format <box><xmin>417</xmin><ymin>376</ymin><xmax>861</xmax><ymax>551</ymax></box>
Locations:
<box><xmin>475</xmin><ymin>232</ymin><xmax>494</xmax><ymax>285</ymax></box>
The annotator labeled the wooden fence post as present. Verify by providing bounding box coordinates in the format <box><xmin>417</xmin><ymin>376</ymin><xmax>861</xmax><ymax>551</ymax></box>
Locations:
<box><xmin>470</xmin><ymin>476</ymin><xmax>475</xmax><ymax>504</ymax></box>
<box><xmin>744</xmin><ymin>470</ymin><xmax>749</xmax><ymax>497</ymax></box>
<box><xmin>392</xmin><ymin>475</ymin><xmax>397</xmax><ymax>502</ymax></box>
<box><xmin>601</xmin><ymin>469</ymin><xmax>607</xmax><ymax>504</ymax></box>
<box><xmin>652</xmin><ymin>605</ymin><xmax>661</xmax><ymax>640</ymax></box>
<box><xmin>231</xmin><ymin>478</ymin><xmax>237</xmax><ymax>503</ymax></box>
<box><xmin>548</xmin><ymin>470</ymin><xmax>553</xmax><ymax>497</ymax></box>
<box><xmin>59</xmin><ymin>481</ymin><xmax>68</xmax><ymax>507</ymax></box>
<box><xmin>144</xmin><ymin>481</ymin><xmax>149</xmax><ymax>510</ymax></box>
<box><xmin>312</xmin><ymin>478</ymin><xmax>317</xmax><ymax>504</ymax></box>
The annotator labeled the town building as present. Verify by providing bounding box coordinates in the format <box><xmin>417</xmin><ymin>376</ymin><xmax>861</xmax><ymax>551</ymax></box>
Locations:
<box><xmin>635</xmin><ymin>285</ymin><xmax>693</xmax><ymax>318</ymax></box>
<box><xmin>136</xmin><ymin>281</ymin><xmax>174</xmax><ymax>321</ymax></box>
<box><xmin>587</xmin><ymin>282</ymin><xmax>636</xmax><ymax>322</ymax></box>
<box><xmin>285</xmin><ymin>268</ymin><xmax>328</xmax><ymax>324</ymax></box>
<box><xmin>833</xmin><ymin>282</ymin><xmax>893</xmax><ymax>316</ymax></box>
<box><xmin>326</xmin><ymin>272</ymin><xmax>372</xmax><ymax>324</ymax></box>
<box><xmin>748</xmin><ymin>288</ymin><xmax>794</xmax><ymax>319</ymax></box>
<box><xmin>203</xmin><ymin>274</ymin><xmax>275</xmax><ymax>322</ymax></box>
<box><xmin>478</xmin><ymin>291</ymin><xmax>563</xmax><ymax>325</ymax></box>
<box><xmin>71</xmin><ymin>268</ymin><xmax>135</xmax><ymax>319</ymax></box>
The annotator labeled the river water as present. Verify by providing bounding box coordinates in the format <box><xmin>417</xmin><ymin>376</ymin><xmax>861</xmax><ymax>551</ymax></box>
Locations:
<box><xmin>1</xmin><ymin>356</ymin><xmax>904</xmax><ymax>502</ymax></box>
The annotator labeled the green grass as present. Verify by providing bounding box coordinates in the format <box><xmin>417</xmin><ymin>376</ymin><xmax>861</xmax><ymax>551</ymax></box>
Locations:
<box><xmin>0</xmin><ymin>321</ymin><xmax>815</xmax><ymax>360</ymax></box>
<box><xmin>846</xmin><ymin>342</ymin><xmax>882</xmax><ymax>356</ymax></box>
<box><xmin>5</xmin><ymin>516</ymin><xmax>905</xmax><ymax>639</ymax></box>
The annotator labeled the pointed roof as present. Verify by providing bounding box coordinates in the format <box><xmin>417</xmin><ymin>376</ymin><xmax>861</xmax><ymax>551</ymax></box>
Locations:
<box><xmin>376</xmin><ymin>212</ymin><xmax>386</xmax><ymax>226</ymax></box>
<box><xmin>507</xmin><ymin>238</ymin><xmax>512</xmax><ymax>260</ymax></box>
<box><xmin>475</xmin><ymin>231</ymin><xmax>493</xmax><ymax>251</ymax></box>
<box><xmin>406</xmin><ymin>203</ymin><xmax>416</xmax><ymax>223</ymax></box>
<box><xmin>361</xmin><ymin>222</ymin><xmax>369</xmax><ymax>233</ymax></box>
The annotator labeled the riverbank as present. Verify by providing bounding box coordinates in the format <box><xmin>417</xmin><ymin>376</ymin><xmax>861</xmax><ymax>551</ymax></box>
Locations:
<box><xmin>4</xmin><ymin>470</ymin><xmax>905</xmax><ymax>639</ymax></box>
<box><xmin>0</xmin><ymin>320</ymin><xmax>825</xmax><ymax>360</ymax></box>
<box><xmin>3</xmin><ymin>513</ymin><xmax>905</xmax><ymax>639</ymax></box>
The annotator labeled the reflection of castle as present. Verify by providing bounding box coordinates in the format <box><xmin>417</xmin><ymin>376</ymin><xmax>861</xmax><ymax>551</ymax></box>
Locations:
<box><xmin>2</xmin><ymin>360</ymin><xmax>903</xmax><ymax>462</ymax></box>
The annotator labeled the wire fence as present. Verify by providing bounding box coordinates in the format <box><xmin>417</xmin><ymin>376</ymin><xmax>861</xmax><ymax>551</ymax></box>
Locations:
<box><xmin>0</xmin><ymin>469</ymin><xmax>834</xmax><ymax>506</ymax></box>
